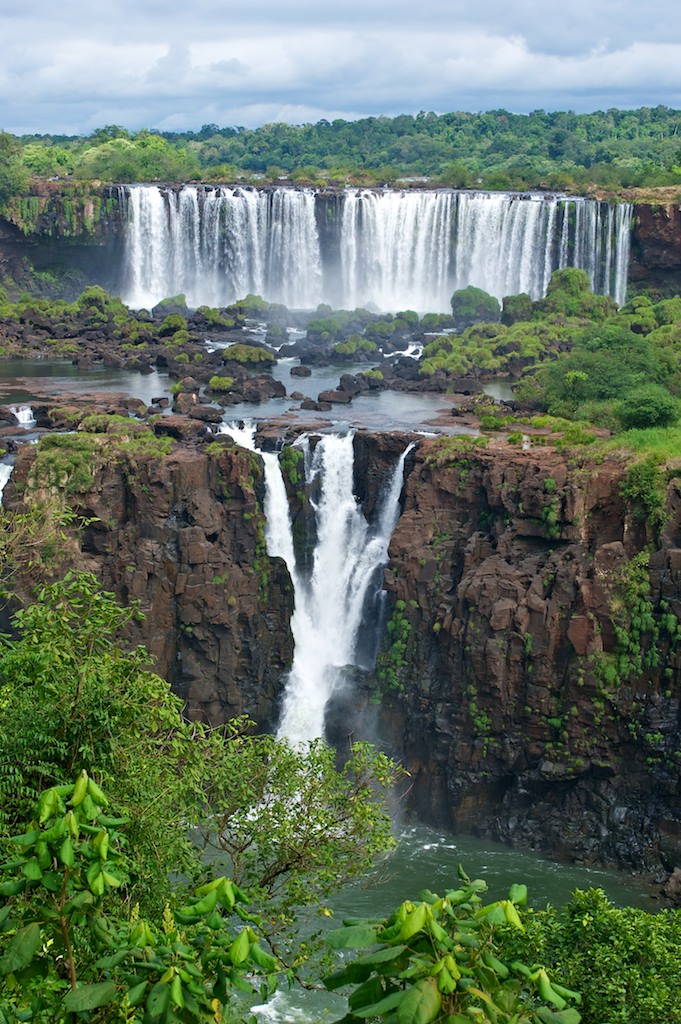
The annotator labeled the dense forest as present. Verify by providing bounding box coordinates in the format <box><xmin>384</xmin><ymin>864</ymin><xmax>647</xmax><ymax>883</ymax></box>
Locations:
<box><xmin>3</xmin><ymin>105</ymin><xmax>681</xmax><ymax>200</ymax></box>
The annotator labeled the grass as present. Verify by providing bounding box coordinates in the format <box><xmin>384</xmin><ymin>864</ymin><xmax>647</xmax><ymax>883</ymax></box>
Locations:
<box><xmin>602</xmin><ymin>424</ymin><xmax>681</xmax><ymax>460</ymax></box>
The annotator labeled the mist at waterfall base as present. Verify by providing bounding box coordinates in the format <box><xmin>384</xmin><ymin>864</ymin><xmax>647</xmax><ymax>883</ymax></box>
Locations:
<box><xmin>119</xmin><ymin>186</ymin><xmax>632</xmax><ymax>312</ymax></box>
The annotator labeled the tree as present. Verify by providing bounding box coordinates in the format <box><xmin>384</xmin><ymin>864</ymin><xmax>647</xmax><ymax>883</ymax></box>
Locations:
<box><xmin>0</xmin><ymin>774</ymin><xmax>283</xmax><ymax>1023</ymax></box>
<box><xmin>0</xmin><ymin>571</ymin><xmax>398</xmax><ymax>931</ymax></box>
<box><xmin>0</xmin><ymin>131</ymin><xmax>28</xmax><ymax>209</ymax></box>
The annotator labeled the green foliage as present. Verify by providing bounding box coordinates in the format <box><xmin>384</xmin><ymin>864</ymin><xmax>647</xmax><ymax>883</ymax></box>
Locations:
<box><xmin>535</xmin><ymin>322</ymin><xmax>676</xmax><ymax>423</ymax></box>
<box><xmin>333</xmin><ymin>335</ymin><xmax>378</xmax><ymax>357</ymax></box>
<box><xmin>223</xmin><ymin>344</ymin><xmax>275</xmax><ymax>364</ymax></box>
<box><xmin>497</xmin><ymin>888</ymin><xmax>681</xmax><ymax>1024</ymax></box>
<box><xmin>616</xmin><ymin>383</ymin><xmax>680</xmax><ymax>429</ymax></box>
<box><xmin>9</xmin><ymin>107</ymin><xmax>681</xmax><ymax>192</ymax></box>
<box><xmin>594</xmin><ymin>550</ymin><xmax>680</xmax><ymax>691</ymax></box>
<box><xmin>0</xmin><ymin>572</ymin><xmax>199</xmax><ymax>909</ymax></box>
<box><xmin>27</xmin><ymin>434</ymin><xmax>102</xmax><ymax>496</ymax></box>
<box><xmin>0</xmin><ymin>571</ymin><xmax>398</xmax><ymax>940</ymax></box>
<box><xmin>620</xmin><ymin>455</ymin><xmax>667</xmax><ymax>537</ymax></box>
<box><xmin>538</xmin><ymin>269</ymin><xmax>616</xmax><ymax>321</ymax></box>
<box><xmin>450</xmin><ymin>286</ymin><xmax>501</xmax><ymax>325</ymax></box>
<box><xmin>207</xmin><ymin>375</ymin><xmax>235</xmax><ymax>391</ymax></box>
<box><xmin>197</xmin><ymin>733</ymin><xmax>399</xmax><ymax>944</ymax></box>
<box><xmin>158</xmin><ymin>314</ymin><xmax>188</xmax><ymax>336</ymax></box>
<box><xmin>0</xmin><ymin>775</ymin><xmax>283</xmax><ymax>1023</ymax></box>
<box><xmin>376</xmin><ymin>602</ymin><xmax>414</xmax><ymax>694</ymax></box>
<box><xmin>0</xmin><ymin>132</ymin><xmax>29</xmax><ymax>209</ymax></box>
<box><xmin>71</xmin><ymin>133</ymin><xmax>201</xmax><ymax>183</ymax></box>
<box><xmin>502</xmin><ymin>292</ymin><xmax>534</xmax><ymax>325</ymax></box>
<box><xmin>325</xmin><ymin>869</ymin><xmax>581</xmax><ymax>1024</ymax></box>
<box><xmin>278</xmin><ymin>444</ymin><xmax>304</xmax><ymax>487</ymax></box>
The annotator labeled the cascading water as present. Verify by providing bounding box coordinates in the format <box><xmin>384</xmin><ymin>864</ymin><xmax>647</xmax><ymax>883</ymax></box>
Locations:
<box><xmin>119</xmin><ymin>185</ymin><xmax>632</xmax><ymax>311</ymax></box>
<box><xmin>9</xmin><ymin>405</ymin><xmax>36</xmax><ymax>428</ymax></box>
<box><xmin>0</xmin><ymin>463</ymin><xmax>13</xmax><ymax>504</ymax></box>
<box><xmin>275</xmin><ymin>434</ymin><xmax>413</xmax><ymax>745</ymax></box>
<box><xmin>219</xmin><ymin>423</ymin><xmax>412</xmax><ymax>745</ymax></box>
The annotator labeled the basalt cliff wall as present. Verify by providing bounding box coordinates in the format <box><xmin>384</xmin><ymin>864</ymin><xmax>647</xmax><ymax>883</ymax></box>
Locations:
<box><xmin>375</xmin><ymin>440</ymin><xmax>681</xmax><ymax>877</ymax></box>
<box><xmin>4</xmin><ymin>432</ymin><xmax>681</xmax><ymax>877</ymax></box>
<box><xmin>4</xmin><ymin>438</ymin><xmax>294</xmax><ymax>729</ymax></box>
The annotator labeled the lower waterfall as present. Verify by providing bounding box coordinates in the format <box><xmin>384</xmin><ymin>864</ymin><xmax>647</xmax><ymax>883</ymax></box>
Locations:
<box><xmin>220</xmin><ymin>424</ymin><xmax>412</xmax><ymax>744</ymax></box>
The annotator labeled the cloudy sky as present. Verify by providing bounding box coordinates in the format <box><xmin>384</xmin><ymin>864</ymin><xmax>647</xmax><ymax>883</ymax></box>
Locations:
<box><xmin>2</xmin><ymin>0</ymin><xmax>680</xmax><ymax>136</ymax></box>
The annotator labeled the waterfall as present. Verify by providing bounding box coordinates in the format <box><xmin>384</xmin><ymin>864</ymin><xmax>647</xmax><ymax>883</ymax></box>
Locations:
<box><xmin>0</xmin><ymin>463</ymin><xmax>13</xmax><ymax>504</ymax></box>
<box><xmin>120</xmin><ymin>185</ymin><xmax>322</xmax><ymax>310</ymax></box>
<box><xmin>119</xmin><ymin>186</ymin><xmax>632</xmax><ymax>311</ymax></box>
<box><xmin>219</xmin><ymin>422</ymin><xmax>412</xmax><ymax>745</ymax></box>
<box><xmin>275</xmin><ymin>434</ymin><xmax>413</xmax><ymax>745</ymax></box>
<box><xmin>9</xmin><ymin>405</ymin><xmax>35</xmax><ymax>428</ymax></box>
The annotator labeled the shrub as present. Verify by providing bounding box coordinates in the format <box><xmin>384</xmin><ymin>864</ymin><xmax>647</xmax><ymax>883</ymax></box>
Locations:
<box><xmin>450</xmin><ymin>285</ymin><xmax>501</xmax><ymax>325</ymax></box>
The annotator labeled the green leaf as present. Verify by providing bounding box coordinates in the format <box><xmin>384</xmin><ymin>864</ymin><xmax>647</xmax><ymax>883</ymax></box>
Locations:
<box><xmin>358</xmin><ymin>944</ymin><xmax>408</xmax><ymax>967</ymax></box>
<box><xmin>0</xmin><ymin>879</ymin><xmax>26</xmax><ymax>897</ymax></box>
<box><xmin>249</xmin><ymin>942</ymin><xmax>277</xmax><ymax>972</ymax></box>
<box><xmin>146</xmin><ymin>980</ymin><xmax>171</xmax><ymax>1016</ymax></box>
<box><xmin>127</xmin><ymin>980</ymin><xmax>148</xmax><ymax>1006</ymax></box>
<box><xmin>535</xmin><ymin>1009</ymin><xmax>582</xmax><ymax>1024</ymax></box>
<box><xmin>327</xmin><ymin>923</ymin><xmax>380</xmax><ymax>949</ymax></box>
<box><xmin>325</xmin><ymin>963</ymin><xmax>376</xmax><ymax>990</ymax></box>
<box><xmin>508</xmin><ymin>883</ymin><xmax>528</xmax><ymax>906</ymax></box>
<box><xmin>0</xmin><ymin>922</ymin><xmax>42</xmax><ymax>974</ymax></box>
<box><xmin>399</xmin><ymin>903</ymin><xmax>428</xmax><ymax>941</ymax></box>
<box><xmin>229</xmin><ymin>928</ymin><xmax>250</xmax><ymax>966</ymax></box>
<box><xmin>349</xmin><ymin>976</ymin><xmax>387</xmax><ymax>1012</ymax></box>
<box><xmin>353</xmin><ymin>990</ymin><xmax>404</xmax><ymax>1018</ymax></box>
<box><xmin>22</xmin><ymin>858</ymin><xmax>43</xmax><ymax>881</ymax></box>
<box><xmin>396</xmin><ymin>977</ymin><xmax>442</xmax><ymax>1024</ymax></box>
<box><xmin>59</xmin><ymin>836</ymin><xmax>75</xmax><ymax>868</ymax></box>
<box><xmin>63</xmin><ymin>981</ymin><xmax>117</xmax><ymax>1011</ymax></box>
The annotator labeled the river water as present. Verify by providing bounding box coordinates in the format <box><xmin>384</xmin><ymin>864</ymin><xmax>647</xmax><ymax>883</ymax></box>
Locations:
<box><xmin>250</xmin><ymin>820</ymin><xmax>657</xmax><ymax>1024</ymax></box>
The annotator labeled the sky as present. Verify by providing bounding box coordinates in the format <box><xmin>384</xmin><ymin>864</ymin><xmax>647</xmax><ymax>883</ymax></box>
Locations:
<box><xmin>2</xmin><ymin>0</ymin><xmax>681</xmax><ymax>136</ymax></box>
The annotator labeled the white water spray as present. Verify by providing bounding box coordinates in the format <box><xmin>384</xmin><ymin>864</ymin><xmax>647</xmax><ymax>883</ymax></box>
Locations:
<box><xmin>219</xmin><ymin>422</ymin><xmax>413</xmax><ymax>745</ymax></box>
<box><xmin>120</xmin><ymin>186</ymin><xmax>632</xmax><ymax>310</ymax></box>
<box><xmin>10</xmin><ymin>405</ymin><xmax>35</xmax><ymax>428</ymax></box>
<box><xmin>0</xmin><ymin>463</ymin><xmax>13</xmax><ymax>504</ymax></box>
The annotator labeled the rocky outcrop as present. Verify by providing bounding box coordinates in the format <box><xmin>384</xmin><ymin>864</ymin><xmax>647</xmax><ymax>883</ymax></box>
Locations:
<box><xmin>631</xmin><ymin>202</ymin><xmax>681</xmax><ymax>292</ymax></box>
<box><xmin>4</xmin><ymin>439</ymin><xmax>294</xmax><ymax>729</ymax></box>
<box><xmin>373</xmin><ymin>439</ymin><xmax>681</xmax><ymax>876</ymax></box>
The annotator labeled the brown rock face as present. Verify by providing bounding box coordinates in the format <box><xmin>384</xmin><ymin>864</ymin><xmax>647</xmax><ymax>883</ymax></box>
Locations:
<box><xmin>631</xmin><ymin>203</ymin><xmax>681</xmax><ymax>291</ymax></box>
<box><xmin>5</xmin><ymin>440</ymin><xmax>294</xmax><ymax>729</ymax></box>
<box><xmin>374</xmin><ymin>439</ymin><xmax>681</xmax><ymax>874</ymax></box>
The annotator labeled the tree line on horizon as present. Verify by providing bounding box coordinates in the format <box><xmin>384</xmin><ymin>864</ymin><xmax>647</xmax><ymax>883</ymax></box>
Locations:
<box><xmin>2</xmin><ymin>105</ymin><xmax>681</xmax><ymax>200</ymax></box>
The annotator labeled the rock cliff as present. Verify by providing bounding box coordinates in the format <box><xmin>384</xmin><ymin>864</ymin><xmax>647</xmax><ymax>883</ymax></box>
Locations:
<box><xmin>630</xmin><ymin>202</ymin><xmax>681</xmax><ymax>293</ymax></box>
<box><xmin>4</xmin><ymin>437</ymin><xmax>294</xmax><ymax>729</ymax></box>
<box><xmin>375</xmin><ymin>438</ymin><xmax>681</xmax><ymax>876</ymax></box>
<box><xmin>4</xmin><ymin>428</ymin><xmax>681</xmax><ymax>879</ymax></box>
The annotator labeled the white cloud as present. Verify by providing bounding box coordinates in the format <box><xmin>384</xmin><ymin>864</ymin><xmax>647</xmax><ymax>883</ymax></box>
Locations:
<box><xmin>1</xmin><ymin>1</ymin><xmax>680</xmax><ymax>134</ymax></box>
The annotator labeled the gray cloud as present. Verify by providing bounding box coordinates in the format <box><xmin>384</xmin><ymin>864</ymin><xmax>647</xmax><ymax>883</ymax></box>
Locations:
<box><xmin>1</xmin><ymin>0</ymin><xmax>679</xmax><ymax>135</ymax></box>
